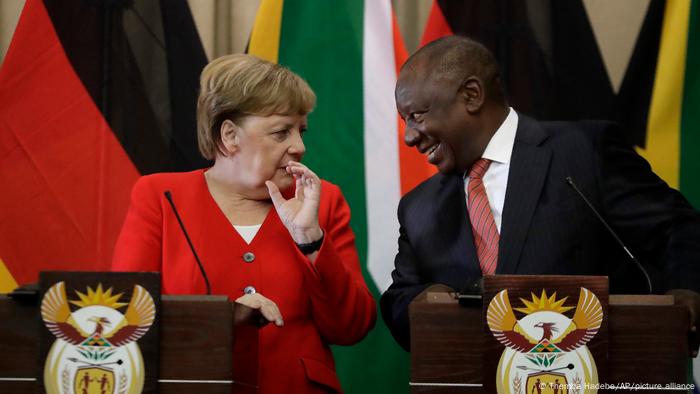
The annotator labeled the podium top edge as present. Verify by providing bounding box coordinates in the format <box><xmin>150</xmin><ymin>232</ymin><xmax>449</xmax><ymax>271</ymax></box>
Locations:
<box><xmin>0</xmin><ymin>294</ymin><xmax>231</xmax><ymax>302</ymax></box>
<box><xmin>609</xmin><ymin>294</ymin><xmax>674</xmax><ymax>306</ymax></box>
<box><xmin>421</xmin><ymin>292</ymin><xmax>675</xmax><ymax>306</ymax></box>
<box><xmin>160</xmin><ymin>295</ymin><xmax>229</xmax><ymax>302</ymax></box>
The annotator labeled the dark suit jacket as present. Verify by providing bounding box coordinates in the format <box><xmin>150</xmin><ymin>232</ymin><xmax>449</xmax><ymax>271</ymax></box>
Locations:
<box><xmin>380</xmin><ymin>115</ymin><xmax>700</xmax><ymax>351</ymax></box>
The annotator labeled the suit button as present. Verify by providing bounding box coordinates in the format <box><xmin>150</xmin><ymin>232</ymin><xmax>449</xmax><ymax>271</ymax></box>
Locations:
<box><xmin>243</xmin><ymin>286</ymin><xmax>256</xmax><ymax>295</ymax></box>
<box><xmin>242</xmin><ymin>252</ymin><xmax>255</xmax><ymax>263</ymax></box>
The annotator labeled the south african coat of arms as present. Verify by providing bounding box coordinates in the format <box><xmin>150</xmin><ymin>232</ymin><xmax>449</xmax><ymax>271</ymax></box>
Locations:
<box><xmin>41</xmin><ymin>281</ymin><xmax>155</xmax><ymax>394</ymax></box>
<box><xmin>487</xmin><ymin>287</ymin><xmax>603</xmax><ymax>394</ymax></box>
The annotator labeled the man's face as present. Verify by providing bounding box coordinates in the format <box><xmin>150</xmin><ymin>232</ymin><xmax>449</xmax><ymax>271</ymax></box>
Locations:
<box><xmin>395</xmin><ymin>68</ymin><xmax>483</xmax><ymax>174</ymax></box>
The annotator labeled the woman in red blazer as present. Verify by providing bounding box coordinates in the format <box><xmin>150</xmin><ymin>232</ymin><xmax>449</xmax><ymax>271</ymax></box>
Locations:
<box><xmin>112</xmin><ymin>54</ymin><xmax>376</xmax><ymax>393</ymax></box>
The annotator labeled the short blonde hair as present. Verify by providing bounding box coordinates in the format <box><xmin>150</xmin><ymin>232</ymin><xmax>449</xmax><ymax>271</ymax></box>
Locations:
<box><xmin>197</xmin><ymin>54</ymin><xmax>316</xmax><ymax>159</ymax></box>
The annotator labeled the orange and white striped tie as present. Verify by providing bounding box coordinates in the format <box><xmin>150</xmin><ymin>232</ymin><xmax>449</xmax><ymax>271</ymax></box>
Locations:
<box><xmin>467</xmin><ymin>158</ymin><xmax>499</xmax><ymax>275</ymax></box>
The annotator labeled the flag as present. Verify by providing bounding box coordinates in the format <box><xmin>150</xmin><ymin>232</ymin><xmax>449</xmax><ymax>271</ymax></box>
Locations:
<box><xmin>656</xmin><ymin>2</ymin><xmax>700</xmax><ymax>390</ymax></box>
<box><xmin>420</xmin><ymin>0</ymin><xmax>699</xmax><ymax>209</ymax></box>
<box><xmin>249</xmin><ymin>0</ymin><xmax>435</xmax><ymax>392</ymax></box>
<box><xmin>638</xmin><ymin>0</ymin><xmax>700</xmax><ymax>208</ymax></box>
<box><xmin>0</xmin><ymin>0</ymin><xmax>209</xmax><ymax>292</ymax></box>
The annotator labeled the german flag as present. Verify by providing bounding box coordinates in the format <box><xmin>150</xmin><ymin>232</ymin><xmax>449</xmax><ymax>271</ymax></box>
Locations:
<box><xmin>0</xmin><ymin>0</ymin><xmax>209</xmax><ymax>291</ymax></box>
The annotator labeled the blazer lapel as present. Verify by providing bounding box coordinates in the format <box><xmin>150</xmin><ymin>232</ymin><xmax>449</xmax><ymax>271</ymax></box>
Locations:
<box><xmin>497</xmin><ymin>115</ymin><xmax>552</xmax><ymax>274</ymax></box>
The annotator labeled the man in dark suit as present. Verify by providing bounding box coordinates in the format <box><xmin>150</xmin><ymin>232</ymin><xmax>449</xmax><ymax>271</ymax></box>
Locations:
<box><xmin>380</xmin><ymin>35</ymin><xmax>700</xmax><ymax>353</ymax></box>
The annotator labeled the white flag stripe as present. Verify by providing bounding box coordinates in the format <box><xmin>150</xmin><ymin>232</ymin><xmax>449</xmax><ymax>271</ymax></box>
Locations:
<box><xmin>363</xmin><ymin>0</ymin><xmax>401</xmax><ymax>293</ymax></box>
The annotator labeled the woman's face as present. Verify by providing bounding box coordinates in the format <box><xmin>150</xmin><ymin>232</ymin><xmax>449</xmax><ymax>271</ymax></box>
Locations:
<box><xmin>224</xmin><ymin>113</ymin><xmax>307</xmax><ymax>194</ymax></box>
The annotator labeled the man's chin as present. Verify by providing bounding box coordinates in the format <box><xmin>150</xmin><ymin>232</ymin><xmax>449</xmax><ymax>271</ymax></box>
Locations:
<box><xmin>435</xmin><ymin>161</ymin><xmax>458</xmax><ymax>175</ymax></box>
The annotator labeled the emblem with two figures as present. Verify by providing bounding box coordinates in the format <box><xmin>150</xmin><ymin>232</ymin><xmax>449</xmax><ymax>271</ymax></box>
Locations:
<box><xmin>487</xmin><ymin>287</ymin><xmax>603</xmax><ymax>394</ymax></box>
<box><xmin>41</xmin><ymin>282</ymin><xmax>155</xmax><ymax>394</ymax></box>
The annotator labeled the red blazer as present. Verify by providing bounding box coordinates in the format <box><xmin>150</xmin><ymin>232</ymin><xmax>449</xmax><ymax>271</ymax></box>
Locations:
<box><xmin>112</xmin><ymin>170</ymin><xmax>376</xmax><ymax>393</ymax></box>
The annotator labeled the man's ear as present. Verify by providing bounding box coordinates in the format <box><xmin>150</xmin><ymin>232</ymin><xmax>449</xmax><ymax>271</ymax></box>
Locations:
<box><xmin>460</xmin><ymin>76</ymin><xmax>485</xmax><ymax>113</ymax></box>
<box><xmin>219</xmin><ymin>119</ymin><xmax>239</xmax><ymax>155</ymax></box>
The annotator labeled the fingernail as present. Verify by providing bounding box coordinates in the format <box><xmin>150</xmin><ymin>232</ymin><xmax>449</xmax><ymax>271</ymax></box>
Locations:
<box><xmin>693</xmin><ymin>326</ymin><xmax>697</xmax><ymax>332</ymax></box>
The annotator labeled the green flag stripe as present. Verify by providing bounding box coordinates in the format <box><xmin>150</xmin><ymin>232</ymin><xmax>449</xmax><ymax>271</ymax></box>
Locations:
<box><xmin>278</xmin><ymin>1</ymin><xmax>409</xmax><ymax>393</ymax></box>
<box><xmin>278</xmin><ymin>0</ymin><xmax>367</xmax><ymax>272</ymax></box>
<box><xmin>681</xmin><ymin>0</ymin><xmax>700</xmax><ymax>209</ymax></box>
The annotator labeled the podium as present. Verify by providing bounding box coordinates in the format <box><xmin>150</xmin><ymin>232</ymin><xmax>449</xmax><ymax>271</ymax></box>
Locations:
<box><xmin>409</xmin><ymin>276</ymin><xmax>689</xmax><ymax>393</ymax></box>
<box><xmin>0</xmin><ymin>292</ymin><xmax>259</xmax><ymax>393</ymax></box>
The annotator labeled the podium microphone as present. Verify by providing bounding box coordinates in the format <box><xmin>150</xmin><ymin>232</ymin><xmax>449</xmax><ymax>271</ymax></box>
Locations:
<box><xmin>164</xmin><ymin>191</ymin><xmax>212</xmax><ymax>295</ymax></box>
<box><xmin>565</xmin><ymin>176</ymin><xmax>652</xmax><ymax>294</ymax></box>
<box><xmin>457</xmin><ymin>278</ymin><xmax>483</xmax><ymax>307</ymax></box>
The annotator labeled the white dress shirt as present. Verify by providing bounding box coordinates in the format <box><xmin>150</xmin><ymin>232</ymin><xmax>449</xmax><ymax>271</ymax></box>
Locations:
<box><xmin>464</xmin><ymin>107</ymin><xmax>518</xmax><ymax>233</ymax></box>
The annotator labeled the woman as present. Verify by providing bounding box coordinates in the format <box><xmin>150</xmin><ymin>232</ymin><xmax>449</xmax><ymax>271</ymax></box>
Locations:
<box><xmin>112</xmin><ymin>54</ymin><xmax>376</xmax><ymax>393</ymax></box>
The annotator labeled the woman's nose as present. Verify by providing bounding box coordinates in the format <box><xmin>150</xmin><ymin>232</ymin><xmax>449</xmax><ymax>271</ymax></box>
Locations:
<box><xmin>288</xmin><ymin>131</ymin><xmax>306</xmax><ymax>158</ymax></box>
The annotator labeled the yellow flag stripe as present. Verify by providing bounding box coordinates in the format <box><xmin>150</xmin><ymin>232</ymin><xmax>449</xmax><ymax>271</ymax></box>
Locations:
<box><xmin>248</xmin><ymin>0</ymin><xmax>284</xmax><ymax>63</ymax></box>
<box><xmin>636</xmin><ymin>0</ymin><xmax>690</xmax><ymax>189</ymax></box>
<box><xmin>0</xmin><ymin>258</ymin><xmax>18</xmax><ymax>293</ymax></box>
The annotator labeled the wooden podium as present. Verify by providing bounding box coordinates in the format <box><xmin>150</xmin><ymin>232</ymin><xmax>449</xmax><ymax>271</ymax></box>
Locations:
<box><xmin>0</xmin><ymin>292</ymin><xmax>259</xmax><ymax>393</ymax></box>
<box><xmin>409</xmin><ymin>276</ymin><xmax>689</xmax><ymax>393</ymax></box>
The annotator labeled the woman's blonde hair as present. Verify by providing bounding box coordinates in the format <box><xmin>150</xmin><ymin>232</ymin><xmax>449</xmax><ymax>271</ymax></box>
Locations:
<box><xmin>197</xmin><ymin>54</ymin><xmax>316</xmax><ymax>159</ymax></box>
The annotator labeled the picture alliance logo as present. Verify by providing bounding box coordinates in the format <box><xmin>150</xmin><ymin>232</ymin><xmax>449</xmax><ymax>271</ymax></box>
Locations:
<box><xmin>533</xmin><ymin>382</ymin><xmax>696</xmax><ymax>391</ymax></box>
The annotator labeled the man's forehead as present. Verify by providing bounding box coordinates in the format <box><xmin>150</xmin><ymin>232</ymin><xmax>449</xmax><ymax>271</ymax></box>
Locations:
<box><xmin>397</xmin><ymin>68</ymin><xmax>419</xmax><ymax>89</ymax></box>
<box><xmin>400</xmin><ymin>58</ymin><xmax>459</xmax><ymax>88</ymax></box>
<box><xmin>399</xmin><ymin>57</ymin><xmax>431</xmax><ymax>80</ymax></box>
<box><xmin>397</xmin><ymin>68</ymin><xmax>447</xmax><ymax>98</ymax></box>
<box><xmin>397</xmin><ymin>60</ymin><xmax>435</xmax><ymax>91</ymax></box>
<box><xmin>395</xmin><ymin>75</ymin><xmax>424</xmax><ymax>107</ymax></box>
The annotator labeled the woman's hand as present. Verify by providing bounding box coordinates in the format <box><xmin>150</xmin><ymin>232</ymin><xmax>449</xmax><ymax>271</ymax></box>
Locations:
<box><xmin>265</xmin><ymin>161</ymin><xmax>323</xmax><ymax>244</ymax></box>
<box><xmin>235</xmin><ymin>293</ymin><xmax>284</xmax><ymax>327</ymax></box>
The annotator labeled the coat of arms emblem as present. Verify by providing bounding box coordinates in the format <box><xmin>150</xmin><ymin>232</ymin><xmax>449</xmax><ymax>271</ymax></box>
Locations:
<box><xmin>41</xmin><ymin>281</ymin><xmax>155</xmax><ymax>394</ymax></box>
<box><xmin>487</xmin><ymin>287</ymin><xmax>603</xmax><ymax>394</ymax></box>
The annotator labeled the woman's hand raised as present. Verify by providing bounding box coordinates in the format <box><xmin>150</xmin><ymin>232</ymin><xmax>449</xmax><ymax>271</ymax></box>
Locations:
<box><xmin>265</xmin><ymin>161</ymin><xmax>323</xmax><ymax>245</ymax></box>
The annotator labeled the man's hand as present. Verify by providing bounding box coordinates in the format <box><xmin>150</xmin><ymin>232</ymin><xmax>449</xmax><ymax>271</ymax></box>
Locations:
<box><xmin>667</xmin><ymin>289</ymin><xmax>700</xmax><ymax>357</ymax></box>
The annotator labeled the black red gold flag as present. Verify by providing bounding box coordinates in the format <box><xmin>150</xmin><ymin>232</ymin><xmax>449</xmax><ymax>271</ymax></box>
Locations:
<box><xmin>0</xmin><ymin>0</ymin><xmax>209</xmax><ymax>288</ymax></box>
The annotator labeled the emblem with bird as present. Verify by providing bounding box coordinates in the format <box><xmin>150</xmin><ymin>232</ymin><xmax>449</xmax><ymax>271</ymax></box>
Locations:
<box><xmin>41</xmin><ymin>282</ymin><xmax>155</xmax><ymax>348</ymax></box>
<box><xmin>487</xmin><ymin>287</ymin><xmax>603</xmax><ymax>354</ymax></box>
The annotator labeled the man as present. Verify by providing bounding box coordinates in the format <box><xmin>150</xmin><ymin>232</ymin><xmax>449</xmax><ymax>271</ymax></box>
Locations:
<box><xmin>380</xmin><ymin>35</ymin><xmax>700</xmax><ymax>353</ymax></box>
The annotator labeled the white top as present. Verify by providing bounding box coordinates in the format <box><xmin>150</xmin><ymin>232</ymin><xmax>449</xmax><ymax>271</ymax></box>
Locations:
<box><xmin>233</xmin><ymin>224</ymin><xmax>262</xmax><ymax>244</ymax></box>
<box><xmin>464</xmin><ymin>107</ymin><xmax>518</xmax><ymax>233</ymax></box>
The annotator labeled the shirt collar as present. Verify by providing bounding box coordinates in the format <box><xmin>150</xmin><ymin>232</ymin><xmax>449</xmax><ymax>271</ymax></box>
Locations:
<box><xmin>481</xmin><ymin>107</ymin><xmax>518</xmax><ymax>165</ymax></box>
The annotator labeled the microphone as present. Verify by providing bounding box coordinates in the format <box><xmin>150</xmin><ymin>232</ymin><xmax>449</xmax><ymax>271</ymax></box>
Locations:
<box><xmin>164</xmin><ymin>191</ymin><xmax>211</xmax><ymax>295</ymax></box>
<box><xmin>457</xmin><ymin>278</ymin><xmax>483</xmax><ymax>307</ymax></box>
<box><xmin>565</xmin><ymin>176</ymin><xmax>652</xmax><ymax>294</ymax></box>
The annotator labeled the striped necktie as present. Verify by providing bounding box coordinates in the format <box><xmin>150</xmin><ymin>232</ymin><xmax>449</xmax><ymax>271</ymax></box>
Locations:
<box><xmin>467</xmin><ymin>158</ymin><xmax>499</xmax><ymax>275</ymax></box>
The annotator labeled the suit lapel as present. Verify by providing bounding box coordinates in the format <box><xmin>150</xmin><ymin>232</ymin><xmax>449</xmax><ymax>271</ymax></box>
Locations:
<box><xmin>497</xmin><ymin>115</ymin><xmax>551</xmax><ymax>274</ymax></box>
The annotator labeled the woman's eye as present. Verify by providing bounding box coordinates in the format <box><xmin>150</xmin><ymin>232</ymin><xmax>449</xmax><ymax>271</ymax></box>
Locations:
<box><xmin>272</xmin><ymin>130</ymin><xmax>289</xmax><ymax>139</ymax></box>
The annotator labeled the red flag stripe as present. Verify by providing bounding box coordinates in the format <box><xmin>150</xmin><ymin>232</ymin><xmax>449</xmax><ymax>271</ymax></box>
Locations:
<box><xmin>0</xmin><ymin>0</ymin><xmax>139</xmax><ymax>284</ymax></box>
<box><xmin>420</xmin><ymin>1</ymin><xmax>454</xmax><ymax>47</ymax></box>
<box><xmin>392</xmin><ymin>8</ymin><xmax>436</xmax><ymax>195</ymax></box>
